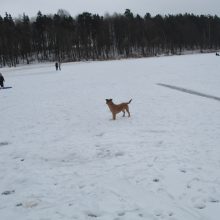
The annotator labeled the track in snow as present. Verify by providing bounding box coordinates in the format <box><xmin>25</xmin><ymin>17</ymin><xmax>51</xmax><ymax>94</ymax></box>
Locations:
<box><xmin>157</xmin><ymin>83</ymin><xmax>220</xmax><ymax>102</ymax></box>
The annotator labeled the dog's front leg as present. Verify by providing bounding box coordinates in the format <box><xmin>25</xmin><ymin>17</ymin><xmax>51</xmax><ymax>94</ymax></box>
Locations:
<box><xmin>112</xmin><ymin>113</ymin><xmax>116</xmax><ymax>120</ymax></box>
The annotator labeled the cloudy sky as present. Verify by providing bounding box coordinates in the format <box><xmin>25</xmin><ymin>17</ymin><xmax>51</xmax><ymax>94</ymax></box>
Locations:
<box><xmin>1</xmin><ymin>0</ymin><xmax>220</xmax><ymax>18</ymax></box>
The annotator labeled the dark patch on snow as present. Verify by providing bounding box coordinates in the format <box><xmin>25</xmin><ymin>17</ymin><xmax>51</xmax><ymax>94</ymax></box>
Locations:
<box><xmin>115</xmin><ymin>152</ymin><xmax>124</xmax><ymax>157</ymax></box>
<box><xmin>0</xmin><ymin>86</ymin><xmax>12</xmax><ymax>90</ymax></box>
<box><xmin>0</xmin><ymin>142</ymin><xmax>10</xmax><ymax>147</ymax></box>
<box><xmin>195</xmin><ymin>203</ymin><xmax>206</xmax><ymax>209</ymax></box>
<box><xmin>209</xmin><ymin>198</ymin><xmax>219</xmax><ymax>203</ymax></box>
<box><xmin>95</xmin><ymin>132</ymin><xmax>105</xmax><ymax>137</ymax></box>
<box><xmin>2</xmin><ymin>190</ymin><xmax>15</xmax><ymax>195</ymax></box>
<box><xmin>169</xmin><ymin>212</ymin><xmax>174</xmax><ymax>216</ymax></box>
<box><xmin>118</xmin><ymin>212</ymin><xmax>125</xmax><ymax>216</ymax></box>
<box><xmin>87</xmin><ymin>213</ymin><xmax>98</xmax><ymax>218</ymax></box>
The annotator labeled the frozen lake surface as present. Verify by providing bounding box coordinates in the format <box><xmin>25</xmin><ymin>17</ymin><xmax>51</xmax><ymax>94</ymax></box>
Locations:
<box><xmin>0</xmin><ymin>53</ymin><xmax>220</xmax><ymax>220</ymax></box>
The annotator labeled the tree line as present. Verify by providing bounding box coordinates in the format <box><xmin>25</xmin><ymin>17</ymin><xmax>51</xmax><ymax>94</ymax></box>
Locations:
<box><xmin>0</xmin><ymin>9</ymin><xmax>220</xmax><ymax>67</ymax></box>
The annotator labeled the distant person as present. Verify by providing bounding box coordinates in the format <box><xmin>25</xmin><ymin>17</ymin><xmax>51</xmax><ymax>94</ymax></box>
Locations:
<box><xmin>55</xmin><ymin>62</ymin><xmax>59</xmax><ymax>71</ymax></box>
<box><xmin>58</xmin><ymin>61</ymin><xmax>61</xmax><ymax>70</ymax></box>
<box><xmin>216</xmin><ymin>53</ymin><xmax>219</xmax><ymax>56</ymax></box>
<box><xmin>0</xmin><ymin>73</ymin><xmax>5</xmax><ymax>88</ymax></box>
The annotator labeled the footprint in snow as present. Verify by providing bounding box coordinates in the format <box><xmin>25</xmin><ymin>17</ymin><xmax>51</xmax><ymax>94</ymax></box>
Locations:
<box><xmin>208</xmin><ymin>197</ymin><xmax>219</xmax><ymax>203</ymax></box>
<box><xmin>168</xmin><ymin>212</ymin><xmax>174</xmax><ymax>216</ymax></box>
<box><xmin>153</xmin><ymin>178</ymin><xmax>160</xmax><ymax>182</ymax></box>
<box><xmin>97</xmin><ymin>149</ymin><xmax>111</xmax><ymax>158</ymax></box>
<box><xmin>179</xmin><ymin>169</ymin><xmax>187</xmax><ymax>173</ymax></box>
<box><xmin>194</xmin><ymin>203</ymin><xmax>206</xmax><ymax>209</ymax></box>
<box><xmin>186</xmin><ymin>177</ymin><xmax>200</xmax><ymax>189</ymax></box>
<box><xmin>0</xmin><ymin>142</ymin><xmax>10</xmax><ymax>147</ymax></box>
<box><xmin>154</xmin><ymin>210</ymin><xmax>174</xmax><ymax>218</ymax></box>
<box><xmin>154</xmin><ymin>209</ymin><xmax>164</xmax><ymax>217</ymax></box>
<box><xmin>115</xmin><ymin>152</ymin><xmax>125</xmax><ymax>157</ymax></box>
<box><xmin>118</xmin><ymin>212</ymin><xmax>125</xmax><ymax>216</ymax></box>
<box><xmin>2</xmin><ymin>190</ymin><xmax>15</xmax><ymax>195</ymax></box>
<box><xmin>187</xmin><ymin>184</ymin><xmax>191</xmax><ymax>189</ymax></box>
<box><xmin>86</xmin><ymin>212</ymin><xmax>99</xmax><ymax>218</ymax></box>
<box><xmin>95</xmin><ymin>132</ymin><xmax>105</xmax><ymax>137</ymax></box>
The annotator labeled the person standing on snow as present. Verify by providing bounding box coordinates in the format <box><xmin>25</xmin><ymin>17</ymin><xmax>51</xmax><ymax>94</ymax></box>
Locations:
<box><xmin>55</xmin><ymin>62</ymin><xmax>59</xmax><ymax>71</ymax></box>
<box><xmin>0</xmin><ymin>73</ymin><xmax>5</xmax><ymax>88</ymax></box>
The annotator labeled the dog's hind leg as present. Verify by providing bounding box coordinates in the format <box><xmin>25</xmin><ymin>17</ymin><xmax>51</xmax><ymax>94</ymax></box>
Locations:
<box><xmin>125</xmin><ymin>107</ymin><xmax>130</xmax><ymax>117</ymax></box>
<box><xmin>122</xmin><ymin>110</ymin><xmax>125</xmax><ymax>117</ymax></box>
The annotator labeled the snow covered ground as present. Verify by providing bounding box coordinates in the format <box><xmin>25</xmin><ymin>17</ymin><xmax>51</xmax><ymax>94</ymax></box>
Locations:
<box><xmin>0</xmin><ymin>53</ymin><xmax>220</xmax><ymax>220</ymax></box>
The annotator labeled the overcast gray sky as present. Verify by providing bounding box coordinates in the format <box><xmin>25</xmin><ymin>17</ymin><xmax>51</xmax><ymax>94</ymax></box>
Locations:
<box><xmin>1</xmin><ymin>0</ymin><xmax>220</xmax><ymax>18</ymax></box>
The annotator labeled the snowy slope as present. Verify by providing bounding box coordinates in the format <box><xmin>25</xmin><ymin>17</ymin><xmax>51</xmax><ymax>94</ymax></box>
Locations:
<box><xmin>0</xmin><ymin>53</ymin><xmax>220</xmax><ymax>220</ymax></box>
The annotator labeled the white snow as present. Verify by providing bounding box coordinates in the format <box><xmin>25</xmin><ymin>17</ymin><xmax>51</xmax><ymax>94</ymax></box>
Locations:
<box><xmin>0</xmin><ymin>53</ymin><xmax>220</xmax><ymax>220</ymax></box>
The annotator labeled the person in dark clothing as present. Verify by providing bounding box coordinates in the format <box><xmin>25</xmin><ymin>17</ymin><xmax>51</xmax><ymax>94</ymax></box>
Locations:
<box><xmin>55</xmin><ymin>62</ymin><xmax>59</xmax><ymax>70</ymax></box>
<box><xmin>0</xmin><ymin>73</ymin><xmax>4</xmax><ymax>88</ymax></box>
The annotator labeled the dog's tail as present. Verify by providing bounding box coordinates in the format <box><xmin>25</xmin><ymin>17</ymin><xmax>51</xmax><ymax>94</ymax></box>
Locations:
<box><xmin>127</xmin><ymin>99</ymin><xmax>132</xmax><ymax>104</ymax></box>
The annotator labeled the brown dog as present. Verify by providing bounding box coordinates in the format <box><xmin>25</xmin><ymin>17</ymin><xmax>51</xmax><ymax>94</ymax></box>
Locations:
<box><xmin>106</xmin><ymin>99</ymin><xmax>132</xmax><ymax>120</ymax></box>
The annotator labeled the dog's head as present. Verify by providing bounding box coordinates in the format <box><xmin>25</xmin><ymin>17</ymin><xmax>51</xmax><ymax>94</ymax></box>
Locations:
<box><xmin>106</xmin><ymin>99</ymin><xmax>113</xmax><ymax>104</ymax></box>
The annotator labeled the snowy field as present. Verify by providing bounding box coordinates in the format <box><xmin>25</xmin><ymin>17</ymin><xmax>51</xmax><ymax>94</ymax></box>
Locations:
<box><xmin>0</xmin><ymin>53</ymin><xmax>220</xmax><ymax>220</ymax></box>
